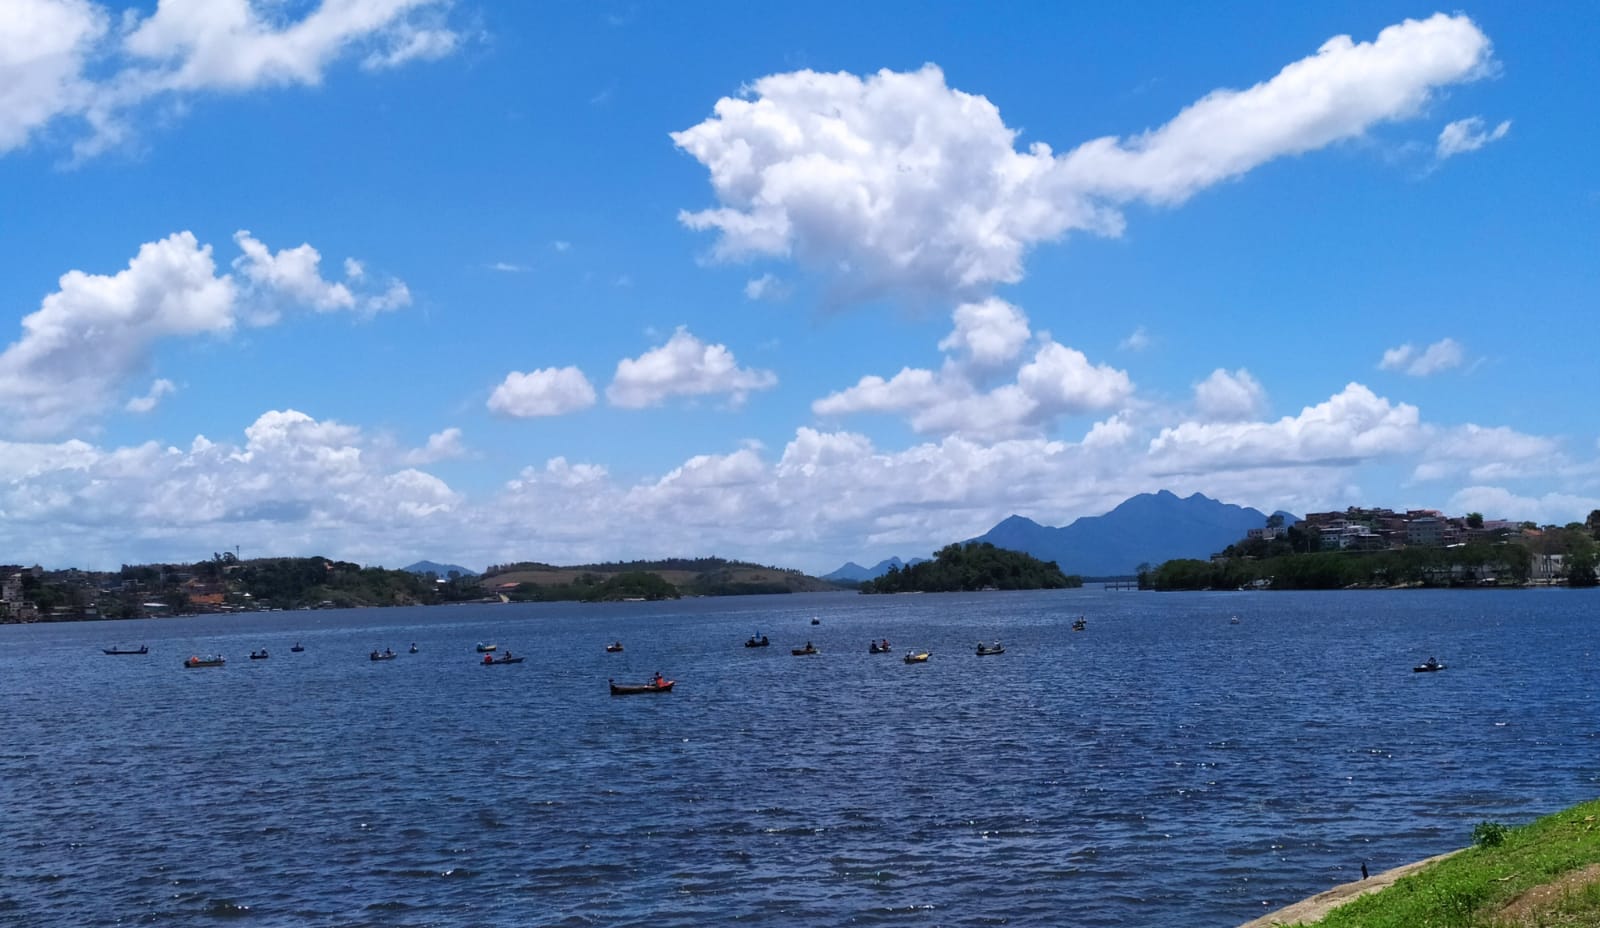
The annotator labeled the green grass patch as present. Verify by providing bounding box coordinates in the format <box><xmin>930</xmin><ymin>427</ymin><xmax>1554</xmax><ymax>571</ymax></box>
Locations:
<box><xmin>1296</xmin><ymin>799</ymin><xmax>1600</xmax><ymax>927</ymax></box>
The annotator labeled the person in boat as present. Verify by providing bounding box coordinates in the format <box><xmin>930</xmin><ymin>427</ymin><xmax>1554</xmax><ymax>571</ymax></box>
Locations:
<box><xmin>653</xmin><ymin>671</ymin><xmax>665</xmax><ymax>687</ymax></box>
<box><xmin>484</xmin><ymin>653</ymin><xmax>494</xmax><ymax>664</ymax></box>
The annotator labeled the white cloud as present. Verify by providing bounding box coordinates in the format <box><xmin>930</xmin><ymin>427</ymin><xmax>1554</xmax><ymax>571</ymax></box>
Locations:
<box><xmin>1194</xmin><ymin>368</ymin><xmax>1266</xmax><ymax>421</ymax></box>
<box><xmin>673</xmin><ymin>15</ymin><xmax>1492</xmax><ymax>302</ymax></box>
<box><xmin>402</xmin><ymin>427</ymin><xmax>466</xmax><ymax>465</ymax></box>
<box><xmin>816</xmin><ymin>303</ymin><xmax>1131</xmax><ymax>440</ymax></box>
<box><xmin>487</xmin><ymin>366</ymin><xmax>598</xmax><ymax>418</ymax></box>
<box><xmin>0</xmin><ymin>408</ymin><xmax>466</xmax><ymax>569</ymax></box>
<box><xmin>361</xmin><ymin>21</ymin><xmax>459</xmax><ymax>71</ymax></box>
<box><xmin>0</xmin><ymin>230</ymin><xmax>408</xmax><ymax>437</ymax></box>
<box><xmin>0</xmin><ymin>395</ymin><xmax>1585</xmax><ymax>576</ymax></box>
<box><xmin>1411</xmin><ymin>424</ymin><xmax>1562</xmax><ymax>483</ymax></box>
<box><xmin>126</xmin><ymin>378</ymin><xmax>177</xmax><ymax>413</ymax></box>
<box><xmin>1437</xmin><ymin>116</ymin><xmax>1511</xmax><ymax>160</ymax></box>
<box><xmin>233</xmin><ymin>230</ymin><xmax>357</xmax><ymax>311</ymax></box>
<box><xmin>1057</xmin><ymin>14</ymin><xmax>1492</xmax><ymax>205</ymax></box>
<box><xmin>0</xmin><ymin>0</ymin><xmax>106</xmax><ymax>154</ymax></box>
<box><xmin>488</xmin><ymin>261</ymin><xmax>529</xmax><ymax>273</ymax></box>
<box><xmin>1148</xmin><ymin>383</ymin><xmax>1423</xmax><ymax>474</ymax></box>
<box><xmin>1379</xmin><ymin>337</ymin><xmax>1464</xmax><ymax>376</ymax></box>
<box><xmin>0</xmin><ymin>0</ymin><xmax>460</xmax><ymax>157</ymax></box>
<box><xmin>813</xmin><ymin>367</ymin><xmax>941</xmax><ymax>418</ymax></box>
<box><xmin>1016</xmin><ymin>342</ymin><xmax>1134</xmax><ymax>417</ymax></box>
<box><xmin>743</xmin><ymin>273</ymin><xmax>791</xmax><ymax>301</ymax></box>
<box><xmin>551</xmin><ymin>241</ymin><xmax>571</xmax><ymax>253</ymax></box>
<box><xmin>1446</xmin><ymin>487</ymin><xmax>1600</xmax><ymax>527</ymax></box>
<box><xmin>606</xmin><ymin>327</ymin><xmax>777</xmax><ymax>409</ymax></box>
<box><xmin>1120</xmin><ymin>325</ymin><xmax>1151</xmax><ymax>352</ymax></box>
<box><xmin>938</xmin><ymin>298</ymin><xmax>1030</xmax><ymax>376</ymax></box>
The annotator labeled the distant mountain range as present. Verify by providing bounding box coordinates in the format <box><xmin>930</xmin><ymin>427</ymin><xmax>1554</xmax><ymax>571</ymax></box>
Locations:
<box><xmin>825</xmin><ymin>491</ymin><xmax>1297</xmax><ymax>581</ymax></box>
<box><xmin>970</xmin><ymin>490</ymin><xmax>1297</xmax><ymax>577</ymax></box>
<box><xmin>402</xmin><ymin>560</ymin><xmax>478</xmax><ymax>577</ymax></box>
<box><xmin>821</xmin><ymin>556</ymin><xmax>927</xmax><ymax>583</ymax></box>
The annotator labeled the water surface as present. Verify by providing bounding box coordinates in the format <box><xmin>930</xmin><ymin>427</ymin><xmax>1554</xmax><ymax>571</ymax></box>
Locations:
<box><xmin>2</xmin><ymin>588</ymin><xmax>1596</xmax><ymax>926</ymax></box>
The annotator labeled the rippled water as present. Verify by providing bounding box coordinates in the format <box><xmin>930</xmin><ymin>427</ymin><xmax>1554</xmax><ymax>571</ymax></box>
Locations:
<box><xmin>2</xmin><ymin>588</ymin><xmax>1597</xmax><ymax>927</ymax></box>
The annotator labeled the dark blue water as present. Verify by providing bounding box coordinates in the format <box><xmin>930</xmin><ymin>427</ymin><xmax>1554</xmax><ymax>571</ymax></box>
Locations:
<box><xmin>2</xmin><ymin>589</ymin><xmax>1597</xmax><ymax>927</ymax></box>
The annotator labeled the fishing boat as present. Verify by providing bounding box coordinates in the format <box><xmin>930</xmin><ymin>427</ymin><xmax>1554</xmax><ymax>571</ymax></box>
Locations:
<box><xmin>475</xmin><ymin>642</ymin><xmax>497</xmax><ymax>653</ymax></box>
<box><xmin>290</xmin><ymin>643</ymin><xmax>305</xmax><ymax>652</ymax></box>
<box><xmin>744</xmin><ymin>635</ymin><xmax>770</xmax><ymax>648</ymax></box>
<box><xmin>609</xmin><ymin>676</ymin><xmax>674</xmax><ymax>695</ymax></box>
<box><xmin>184</xmin><ymin>655</ymin><xmax>225</xmax><ymax>668</ymax></box>
<box><xmin>249</xmin><ymin>649</ymin><xmax>270</xmax><ymax>660</ymax></box>
<box><xmin>482</xmin><ymin>653</ymin><xmax>524</xmax><ymax>665</ymax></box>
<box><xmin>1414</xmin><ymin>658</ymin><xmax>1446</xmax><ymax>673</ymax></box>
<box><xmin>103</xmin><ymin>645</ymin><xmax>148</xmax><ymax>655</ymax></box>
<box><xmin>903</xmin><ymin>650</ymin><xmax>931</xmax><ymax>664</ymax></box>
<box><xmin>1072</xmin><ymin>617</ymin><xmax>1087</xmax><ymax>632</ymax></box>
<box><xmin>370</xmin><ymin>649</ymin><xmax>397</xmax><ymax>661</ymax></box>
<box><xmin>605</xmin><ymin>641</ymin><xmax>624</xmax><ymax>653</ymax></box>
<box><xmin>791</xmin><ymin>643</ymin><xmax>819</xmax><ymax>656</ymax></box>
<box><xmin>975</xmin><ymin>642</ymin><xmax>1005</xmax><ymax>656</ymax></box>
<box><xmin>408</xmin><ymin>643</ymin><xmax>418</xmax><ymax>653</ymax></box>
<box><xmin>868</xmin><ymin>639</ymin><xmax>892</xmax><ymax>654</ymax></box>
<box><xmin>810</xmin><ymin>616</ymin><xmax>821</xmax><ymax>625</ymax></box>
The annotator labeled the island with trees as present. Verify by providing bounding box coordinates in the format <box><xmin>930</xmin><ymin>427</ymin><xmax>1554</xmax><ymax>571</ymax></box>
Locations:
<box><xmin>861</xmin><ymin>542</ymin><xmax>1082</xmax><ymax>593</ymax></box>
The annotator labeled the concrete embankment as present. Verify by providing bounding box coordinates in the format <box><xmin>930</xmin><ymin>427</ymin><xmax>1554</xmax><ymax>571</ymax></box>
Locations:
<box><xmin>1236</xmin><ymin>851</ymin><xmax>1460</xmax><ymax>928</ymax></box>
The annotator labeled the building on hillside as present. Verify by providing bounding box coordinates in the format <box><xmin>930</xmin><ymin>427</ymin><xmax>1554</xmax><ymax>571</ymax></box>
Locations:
<box><xmin>1406</xmin><ymin>516</ymin><xmax>1445</xmax><ymax>546</ymax></box>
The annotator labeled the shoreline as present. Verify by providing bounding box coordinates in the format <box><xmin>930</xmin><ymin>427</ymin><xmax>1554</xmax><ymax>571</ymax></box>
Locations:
<box><xmin>1236</xmin><ymin>851</ymin><xmax>1461</xmax><ymax>927</ymax></box>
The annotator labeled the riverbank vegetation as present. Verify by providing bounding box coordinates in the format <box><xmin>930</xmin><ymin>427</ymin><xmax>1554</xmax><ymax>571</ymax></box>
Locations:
<box><xmin>862</xmin><ymin>542</ymin><xmax>1081</xmax><ymax>593</ymax></box>
<box><xmin>1296</xmin><ymin>798</ymin><xmax>1600</xmax><ymax>927</ymax></box>
<box><xmin>1</xmin><ymin>554</ymin><xmax>848</xmax><ymax>622</ymax></box>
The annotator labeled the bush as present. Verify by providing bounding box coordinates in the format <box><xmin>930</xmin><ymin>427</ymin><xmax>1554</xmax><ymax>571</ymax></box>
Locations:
<box><xmin>1472</xmin><ymin>820</ymin><xmax>1509</xmax><ymax>848</ymax></box>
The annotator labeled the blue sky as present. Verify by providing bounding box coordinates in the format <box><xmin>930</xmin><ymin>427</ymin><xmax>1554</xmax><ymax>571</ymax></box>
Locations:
<box><xmin>1</xmin><ymin>1</ymin><xmax>1595</xmax><ymax>574</ymax></box>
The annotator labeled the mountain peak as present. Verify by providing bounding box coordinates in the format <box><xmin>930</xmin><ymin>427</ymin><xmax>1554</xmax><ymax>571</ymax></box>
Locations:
<box><xmin>971</xmin><ymin>491</ymin><xmax>1286</xmax><ymax>576</ymax></box>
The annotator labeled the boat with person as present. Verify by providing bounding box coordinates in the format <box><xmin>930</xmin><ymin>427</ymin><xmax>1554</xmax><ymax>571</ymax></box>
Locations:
<box><xmin>976</xmin><ymin>641</ymin><xmax>1005</xmax><ymax>656</ymax></box>
<box><xmin>791</xmin><ymin>642</ymin><xmax>819</xmax><ymax>656</ymax></box>
<box><xmin>1414</xmin><ymin>657</ymin><xmax>1446</xmax><ymax>673</ymax></box>
<box><xmin>475</xmin><ymin>642</ymin><xmax>497</xmax><ymax>653</ymax></box>
<box><xmin>605</xmin><ymin>641</ymin><xmax>624</xmax><ymax>653</ymax></box>
<box><xmin>370</xmin><ymin>649</ymin><xmax>397</xmax><ymax>661</ymax></box>
<box><xmin>1072</xmin><ymin>617</ymin><xmax>1087</xmax><ymax>632</ymax></box>
<box><xmin>903</xmin><ymin>650</ymin><xmax>932</xmax><ymax>664</ymax></box>
<box><xmin>409</xmin><ymin>643</ymin><xmax>418</xmax><ymax>653</ymax></box>
<box><xmin>184</xmin><ymin>655</ymin><xmax>225</xmax><ymax>668</ymax></box>
<box><xmin>744</xmin><ymin>634</ymin><xmax>770</xmax><ymax>648</ymax></box>
<box><xmin>103</xmin><ymin>645</ymin><xmax>148</xmax><ymax>655</ymax></box>
<box><xmin>249</xmin><ymin>649</ymin><xmax>269</xmax><ymax>660</ymax></box>
<box><xmin>290</xmin><ymin>643</ymin><xmax>305</xmax><ymax>652</ymax></box>
<box><xmin>868</xmin><ymin>639</ymin><xmax>892</xmax><ymax>654</ymax></box>
<box><xmin>609</xmin><ymin>673</ymin><xmax>674</xmax><ymax>695</ymax></box>
<box><xmin>483</xmin><ymin>652</ymin><xmax>524</xmax><ymax>665</ymax></box>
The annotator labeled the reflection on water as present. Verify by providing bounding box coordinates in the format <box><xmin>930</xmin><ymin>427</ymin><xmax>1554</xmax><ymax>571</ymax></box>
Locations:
<box><xmin>2</xmin><ymin>588</ymin><xmax>1596</xmax><ymax>926</ymax></box>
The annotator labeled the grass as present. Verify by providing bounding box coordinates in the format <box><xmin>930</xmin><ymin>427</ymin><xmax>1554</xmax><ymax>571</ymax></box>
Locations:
<box><xmin>1295</xmin><ymin>799</ymin><xmax>1600</xmax><ymax>928</ymax></box>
